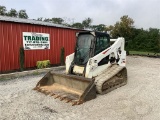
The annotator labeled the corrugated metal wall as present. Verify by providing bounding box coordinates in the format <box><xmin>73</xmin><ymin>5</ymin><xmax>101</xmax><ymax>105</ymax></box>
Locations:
<box><xmin>0</xmin><ymin>21</ymin><xmax>79</xmax><ymax>72</ymax></box>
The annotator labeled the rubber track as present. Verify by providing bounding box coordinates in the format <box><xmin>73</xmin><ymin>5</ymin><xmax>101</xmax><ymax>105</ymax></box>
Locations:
<box><xmin>95</xmin><ymin>64</ymin><xmax>127</xmax><ymax>94</ymax></box>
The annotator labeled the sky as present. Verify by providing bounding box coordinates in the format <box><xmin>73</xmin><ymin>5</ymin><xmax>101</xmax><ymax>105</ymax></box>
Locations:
<box><xmin>1</xmin><ymin>0</ymin><xmax>160</xmax><ymax>29</ymax></box>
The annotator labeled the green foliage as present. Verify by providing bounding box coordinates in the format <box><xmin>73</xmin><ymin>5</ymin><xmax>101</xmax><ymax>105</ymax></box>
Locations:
<box><xmin>43</xmin><ymin>17</ymin><xmax>92</xmax><ymax>29</ymax></box>
<box><xmin>43</xmin><ymin>18</ymin><xmax>50</xmax><ymax>22</ymax></box>
<box><xmin>36</xmin><ymin>60</ymin><xmax>50</xmax><ymax>69</ymax></box>
<box><xmin>127</xmin><ymin>28</ymin><xmax>160</xmax><ymax>53</ymax></box>
<box><xmin>91</xmin><ymin>24</ymin><xmax>106</xmax><ymax>32</ymax></box>
<box><xmin>19</xmin><ymin>47</ymin><xmax>25</xmax><ymax>71</ymax></box>
<box><xmin>72</xmin><ymin>22</ymin><xmax>84</xmax><ymax>29</ymax></box>
<box><xmin>106</xmin><ymin>15</ymin><xmax>134</xmax><ymax>40</ymax></box>
<box><xmin>82</xmin><ymin>17</ymin><xmax>92</xmax><ymax>29</ymax></box>
<box><xmin>0</xmin><ymin>5</ymin><xmax>28</xmax><ymax>19</ymax></box>
<box><xmin>60</xmin><ymin>47</ymin><xmax>65</xmax><ymax>65</ymax></box>
<box><xmin>43</xmin><ymin>60</ymin><xmax>51</xmax><ymax>68</ymax></box>
<box><xmin>37</xmin><ymin>17</ymin><xmax>43</xmax><ymax>21</ymax></box>
<box><xmin>51</xmin><ymin>18</ymin><xmax>64</xmax><ymax>24</ymax></box>
<box><xmin>18</xmin><ymin>10</ymin><xmax>28</xmax><ymax>19</ymax></box>
<box><xmin>105</xmin><ymin>15</ymin><xmax>160</xmax><ymax>53</ymax></box>
<box><xmin>106</xmin><ymin>15</ymin><xmax>134</xmax><ymax>54</ymax></box>
<box><xmin>0</xmin><ymin>5</ymin><xmax>7</xmax><ymax>15</ymax></box>
<box><xmin>43</xmin><ymin>18</ymin><xmax>64</xmax><ymax>24</ymax></box>
<box><xmin>36</xmin><ymin>61</ymin><xmax>43</xmax><ymax>69</ymax></box>
<box><xmin>7</xmin><ymin>8</ymin><xmax>18</xmax><ymax>17</ymax></box>
<box><xmin>33</xmin><ymin>71</ymin><xmax>40</xmax><ymax>75</ymax></box>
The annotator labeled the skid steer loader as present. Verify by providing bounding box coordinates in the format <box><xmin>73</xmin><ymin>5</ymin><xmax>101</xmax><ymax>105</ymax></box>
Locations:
<box><xmin>34</xmin><ymin>31</ymin><xmax>127</xmax><ymax>105</ymax></box>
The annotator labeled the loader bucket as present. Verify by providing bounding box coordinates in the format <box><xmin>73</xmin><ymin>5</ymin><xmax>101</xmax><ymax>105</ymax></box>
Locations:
<box><xmin>34</xmin><ymin>67</ymin><xmax>96</xmax><ymax>105</ymax></box>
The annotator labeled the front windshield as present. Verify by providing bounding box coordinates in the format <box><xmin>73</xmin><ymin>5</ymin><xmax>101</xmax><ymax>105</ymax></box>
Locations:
<box><xmin>74</xmin><ymin>34</ymin><xmax>94</xmax><ymax>65</ymax></box>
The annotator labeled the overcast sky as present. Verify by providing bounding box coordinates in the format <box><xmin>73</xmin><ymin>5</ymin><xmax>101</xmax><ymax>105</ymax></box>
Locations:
<box><xmin>1</xmin><ymin>0</ymin><xmax>160</xmax><ymax>29</ymax></box>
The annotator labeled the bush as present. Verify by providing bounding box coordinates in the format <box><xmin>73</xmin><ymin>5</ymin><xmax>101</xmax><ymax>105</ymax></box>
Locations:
<box><xmin>19</xmin><ymin>47</ymin><xmax>25</xmax><ymax>71</ymax></box>
<box><xmin>60</xmin><ymin>47</ymin><xmax>65</xmax><ymax>65</ymax></box>
<box><xmin>36</xmin><ymin>60</ymin><xmax>50</xmax><ymax>69</ymax></box>
<box><xmin>36</xmin><ymin>61</ymin><xmax>43</xmax><ymax>69</ymax></box>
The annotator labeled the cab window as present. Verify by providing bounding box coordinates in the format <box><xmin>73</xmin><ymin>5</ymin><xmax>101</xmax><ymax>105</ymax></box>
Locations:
<box><xmin>95</xmin><ymin>36</ymin><xmax>110</xmax><ymax>55</ymax></box>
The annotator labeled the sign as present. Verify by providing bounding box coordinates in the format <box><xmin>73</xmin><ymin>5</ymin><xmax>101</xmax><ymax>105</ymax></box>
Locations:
<box><xmin>23</xmin><ymin>32</ymin><xmax>50</xmax><ymax>50</ymax></box>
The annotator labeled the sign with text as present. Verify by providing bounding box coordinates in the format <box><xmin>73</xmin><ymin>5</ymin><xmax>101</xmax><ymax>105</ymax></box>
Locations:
<box><xmin>23</xmin><ymin>32</ymin><xmax>50</xmax><ymax>50</ymax></box>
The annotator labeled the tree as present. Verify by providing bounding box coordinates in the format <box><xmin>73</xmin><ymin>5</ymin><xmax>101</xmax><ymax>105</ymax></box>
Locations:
<box><xmin>44</xmin><ymin>18</ymin><xmax>51</xmax><ymax>22</ymax></box>
<box><xmin>37</xmin><ymin>17</ymin><xmax>43</xmax><ymax>21</ymax></box>
<box><xmin>91</xmin><ymin>24</ymin><xmax>106</xmax><ymax>32</ymax></box>
<box><xmin>147</xmin><ymin>28</ymin><xmax>160</xmax><ymax>52</ymax></box>
<box><xmin>72</xmin><ymin>22</ymin><xmax>83</xmax><ymax>29</ymax></box>
<box><xmin>62</xmin><ymin>23</ymin><xmax>71</xmax><ymax>27</ymax></box>
<box><xmin>107</xmin><ymin>15</ymin><xmax>134</xmax><ymax>38</ymax></box>
<box><xmin>0</xmin><ymin>5</ymin><xmax>7</xmax><ymax>15</ymax></box>
<box><xmin>82</xmin><ymin>17</ymin><xmax>92</xmax><ymax>29</ymax></box>
<box><xmin>126</xmin><ymin>27</ymin><xmax>160</xmax><ymax>53</ymax></box>
<box><xmin>7</xmin><ymin>8</ymin><xmax>18</xmax><ymax>17</ymax></box>
<box><xmin>106</xmin><ymin>15</ymin><xmax>134</xmax><ymax>52</ymax></box>
<box><xmin>18</xmin><ymin>10</ymin><xmax>28</xmax><ymax>19</ymax></box>
<box><xmin>50</xmin><ymin>18</ymin><xmax>64</xmax><ymax>24</ymax></box>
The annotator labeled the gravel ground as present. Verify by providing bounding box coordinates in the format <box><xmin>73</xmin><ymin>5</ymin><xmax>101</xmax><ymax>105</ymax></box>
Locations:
<box><xmin>0</xmin><ymin>56</ymin><xmax>160</xmax><ymax>120</ymax></box>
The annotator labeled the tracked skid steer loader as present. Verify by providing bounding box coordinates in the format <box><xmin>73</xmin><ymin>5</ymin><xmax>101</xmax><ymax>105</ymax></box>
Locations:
<box><xmin>34</xmin><ymin>31</ymin><xmax>127</xmax><ymax>105</ymax></box>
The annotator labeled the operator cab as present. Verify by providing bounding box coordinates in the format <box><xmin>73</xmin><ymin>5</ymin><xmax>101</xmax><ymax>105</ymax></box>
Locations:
<box><xmin>74</xmin><ymin>31</ymin><xmax>110</xmax><ymax>66</ymax></box>
<box><xmin>70</xmin><ymin>31</ymin><xmax>110</xmax><ymax>75</ymax></box>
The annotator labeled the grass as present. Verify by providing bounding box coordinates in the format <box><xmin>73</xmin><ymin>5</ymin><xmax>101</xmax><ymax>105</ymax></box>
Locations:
<box><xmin>32</xmin><ymin>71</ymin><xmax>40</xmax><ymax>75</ymax></box>
<box><xmin>129</xmin><ymin>51</ymin><xmax>160</xmax><ymax>56</ymax></box>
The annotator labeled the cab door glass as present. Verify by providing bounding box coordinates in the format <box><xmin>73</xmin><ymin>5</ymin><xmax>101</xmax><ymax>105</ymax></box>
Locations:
<box><xmin>74</xmin><ymin>34</ymin><xmax>94</xmax><ymax>65</ymax></box>
<box><xmin>95</xmin><ymin>36</ymin><xmax>109</xmax><ymax>55</ymax></box>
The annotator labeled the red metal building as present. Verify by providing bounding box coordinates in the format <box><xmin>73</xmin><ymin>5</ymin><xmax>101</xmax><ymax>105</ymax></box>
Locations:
<box><xmin>0</xmin><ymin>16</ymin><xmax>82</xmax><ymax>73</ymax></box>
